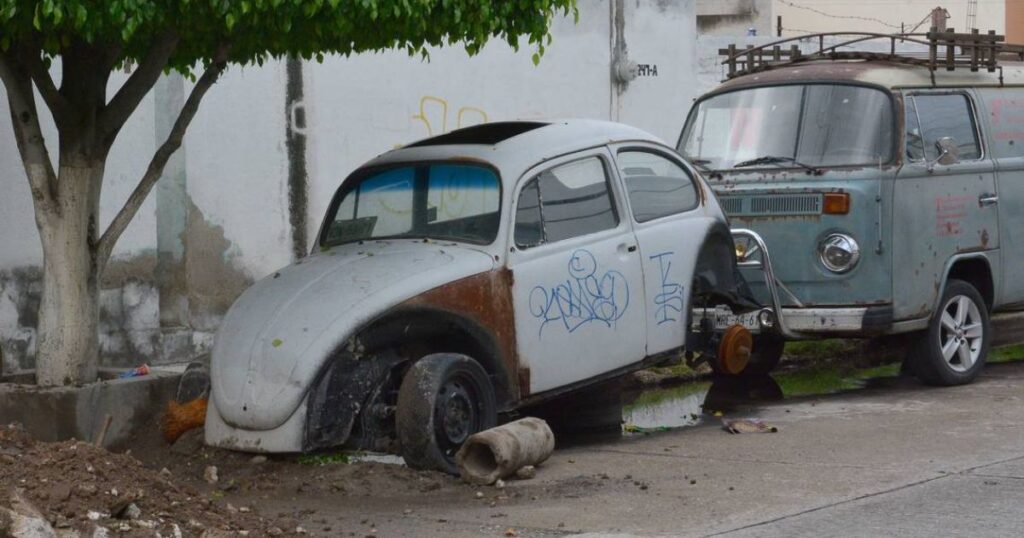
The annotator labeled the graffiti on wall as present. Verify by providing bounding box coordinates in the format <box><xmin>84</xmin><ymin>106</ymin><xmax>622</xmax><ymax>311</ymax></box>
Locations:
<box><xmin>412</xmin><ymin>96</ymin><xmax>489</xmax><ymax>138</ymax></box>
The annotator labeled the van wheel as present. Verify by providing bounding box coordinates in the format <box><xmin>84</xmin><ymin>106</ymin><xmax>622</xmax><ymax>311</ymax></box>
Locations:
<box><xmin>743</xmin><ymin>334</ymin><xmax>785</xmax><ymax>376</ymax></box>
<box><xmin>909</xmin><ymin>279</ymin><xmax>989</xmax><ymax>386</ymax></box>
<box><xmin>396</xmin><ymin>353</ymin><xmax>497</xmax><ymax>474</ymax></box>
<box><xmin>710</xmin><ymin>334</ymin><xmax>784</xmax><ymax>376</ymax></box>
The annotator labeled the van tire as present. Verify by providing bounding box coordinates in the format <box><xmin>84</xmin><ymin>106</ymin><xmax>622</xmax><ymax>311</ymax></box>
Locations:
<box><xmin>909</xmin><ymin>279</ymin><xmax>989</xmax><ymax>386</ymax></box>
<box><xmin>743</xmin><ymin>334</ymin><xmax>786</xmax><ymax>376</ymax></box>
<box><xmin>396</xmin><ymin>353</ymin><xmax>497</xmax><ymax>474</ymax></box>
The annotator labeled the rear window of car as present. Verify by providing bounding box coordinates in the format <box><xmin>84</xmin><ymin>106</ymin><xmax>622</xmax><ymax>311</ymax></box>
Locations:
<box><xmin>514</xmin><ymin>157</ymin><xmax>619</xmax><ymax>248</ymax></box>
<box><xmin>616</xmin><ymin>150</ymin><xmax>699</xmax><ymax>222</ymax></box>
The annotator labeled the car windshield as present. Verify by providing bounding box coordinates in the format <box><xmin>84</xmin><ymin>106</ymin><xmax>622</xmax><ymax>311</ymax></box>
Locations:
<box><xmin>321</xmin><ymin>163</ymin><xmax>501</xmax><ymax>247</ymax></box>
<box><xmin>679</xmin><ymin>84</ymin><xmax>894</xmax><ymax>171</ymax></box>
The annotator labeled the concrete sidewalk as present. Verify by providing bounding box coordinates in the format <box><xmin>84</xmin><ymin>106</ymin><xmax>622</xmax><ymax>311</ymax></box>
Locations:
<box><xmin>266</xmin><ymin>361</ymin><xmax>1024</xmax><ymax>537</ymax></box>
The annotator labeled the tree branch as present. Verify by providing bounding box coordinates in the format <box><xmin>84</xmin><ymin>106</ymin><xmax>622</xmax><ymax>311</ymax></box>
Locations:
<box><xmin>99</xmin><ymin>31</ymin><xmax>179</xmax><ymax>141</ymax></box>
<box><xmin>95</xmin><ymin>46</ymin><xmax>229</xmax><ymax>265</ymax></box>
<box><xmin>0</xmin><ymin>50</ymin><xmax>60</xmax><ymax>218</ymax></box>
<box><xmin>17</xmin><ymin>47</ymin><xmax>71</xmax><ymax>127</ymax></box>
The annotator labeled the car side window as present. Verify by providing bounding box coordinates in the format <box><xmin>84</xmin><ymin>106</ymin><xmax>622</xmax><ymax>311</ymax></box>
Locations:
<box><xmin>514</xmin><ymin>156</ymin><xmax>618</xmax><ymax>248</ymax></box>
<box><xmin>905</xmin><ymin>94</ymin><xmax>981</xmax><ymax>162</ymax></box>
<box><xmin>616</xmin><ymin>150</ymin><xmax>699</xmax><ymax>222</ymax></box>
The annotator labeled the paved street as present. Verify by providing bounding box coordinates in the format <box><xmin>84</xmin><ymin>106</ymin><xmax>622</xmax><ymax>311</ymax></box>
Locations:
<box><xmin>257</xmin><ymin>359</ymin><xmax>1024</xmax><ymax>537</ymax></box>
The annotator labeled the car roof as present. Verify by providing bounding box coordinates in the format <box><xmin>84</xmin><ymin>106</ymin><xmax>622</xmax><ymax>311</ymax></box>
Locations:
<box><xmin>360</xmin><ymin>119</ymin><xmax>666</xmax><ymax>184</ymax></box>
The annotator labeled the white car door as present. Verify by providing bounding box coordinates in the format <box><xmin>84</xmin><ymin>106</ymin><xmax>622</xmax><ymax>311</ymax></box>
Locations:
<box><xmin>611</xmin><ymin>145</ymin><xmax>712</xmax><ymax>356</ymax></box>
<box><xmin>507</xmin><ymin>149</ymin><xmax>646</xmax><ymax>394</ymax></box>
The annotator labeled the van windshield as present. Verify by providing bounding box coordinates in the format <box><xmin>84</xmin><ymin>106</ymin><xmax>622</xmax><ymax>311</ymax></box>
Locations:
<box><xmin>321</xmin><ymin>163</ymin><xmax>501</xmax><ymax>247</ymax></box>
<box><xmin>679</xmin><ymin>84</ymin><xmax>894</xmax><ymax>171</ymax></box>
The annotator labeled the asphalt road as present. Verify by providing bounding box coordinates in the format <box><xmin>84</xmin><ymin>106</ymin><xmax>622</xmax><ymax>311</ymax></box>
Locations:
<box><xmin>260</xmin><ymin>359</ymin><xmax>1024</xmax><ymax>537</ymax></box>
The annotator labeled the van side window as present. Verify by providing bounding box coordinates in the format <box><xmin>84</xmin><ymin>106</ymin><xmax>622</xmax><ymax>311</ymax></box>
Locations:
<box><xmin>616</xmin><ymin>150</ymin><xmax>699</xmax><ymax>222</ymax></box>
<box><xmin>905</xmin><ymin>94</ymin><xmax>981</xmax><ymax>162</ymax></box>
<box><xmin>513</xmin><ymin>157</ymin><xmax>619</xmax><ymax>248</ymax></box>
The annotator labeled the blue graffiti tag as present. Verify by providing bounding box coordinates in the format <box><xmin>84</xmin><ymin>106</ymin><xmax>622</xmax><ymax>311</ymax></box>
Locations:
<box><xmin>529</xmin><ymin>249</ymin><xmax>629</xmax><ymax>336</ymax></box>
<box><xmin>649</xmin><ymin>251</ymin><xmax>685</xmax><ymax>325</ymax></box>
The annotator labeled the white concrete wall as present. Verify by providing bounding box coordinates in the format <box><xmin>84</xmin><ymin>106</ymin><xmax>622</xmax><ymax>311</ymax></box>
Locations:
<box><xmin>0</xmin><ymin>0</ymin><xmax>762</xmax><ymax>372</ymax></box>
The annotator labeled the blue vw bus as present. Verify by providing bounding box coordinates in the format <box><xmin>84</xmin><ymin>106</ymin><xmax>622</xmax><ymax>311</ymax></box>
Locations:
<box><xmin>681</xmin><ymin>30</ymin><xmax>1024</xmax><ymax>385</ymax></box>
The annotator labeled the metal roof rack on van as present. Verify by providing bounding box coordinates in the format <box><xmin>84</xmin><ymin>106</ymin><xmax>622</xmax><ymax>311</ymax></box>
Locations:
<box><xmin>720</xmin><ymin>28</ymin><xmax>1024</xmax><ymax>83</ymax></box>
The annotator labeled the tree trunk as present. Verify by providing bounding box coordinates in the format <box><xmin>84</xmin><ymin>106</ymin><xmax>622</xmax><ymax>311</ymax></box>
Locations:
<box><xmin>34</xmin><ymin>164</ymin><xmax>103</xmax><ymax>387</ymax></box>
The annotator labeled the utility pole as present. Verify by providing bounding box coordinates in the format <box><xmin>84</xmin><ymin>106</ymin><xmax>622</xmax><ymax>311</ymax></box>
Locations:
<box><xmin>966</xmin><ymin>0</ymin><xmax>978</xmax><ymax>30</ymax></box>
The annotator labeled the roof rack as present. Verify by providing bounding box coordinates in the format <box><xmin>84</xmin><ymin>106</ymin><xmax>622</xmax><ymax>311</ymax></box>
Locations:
<box><xmin>720</xmin><ymin>28</ymin><xmax>1024</xmax><ymax>80</ymax></box>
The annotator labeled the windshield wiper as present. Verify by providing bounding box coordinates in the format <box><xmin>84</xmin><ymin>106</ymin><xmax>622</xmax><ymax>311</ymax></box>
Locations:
<box><xmin>733</xmin><ymin>155</ymin><xmax>822</xmax><ymax>175</ymax></box>
<box><xmin>687</xmin><ymin>158</ymin><xmax>722</xmax><ymax>180</ymax></box>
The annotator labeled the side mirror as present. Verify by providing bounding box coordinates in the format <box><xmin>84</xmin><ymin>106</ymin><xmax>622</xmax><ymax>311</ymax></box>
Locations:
<box><xmin>928</xmin><ymin>137</ymin><xmax>960</xmax><ymax>171</ymax></box>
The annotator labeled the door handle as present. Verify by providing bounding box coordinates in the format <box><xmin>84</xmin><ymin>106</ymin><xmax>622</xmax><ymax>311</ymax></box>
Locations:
<box><xmin>979</xmin><ymin>194</ymin><xmax>999</xmax><ymax>207</ymax></box>
<box><xmin>627</xmin><ymin>244</ymin><xmax>637</xmax><ymax>252</ymax></box>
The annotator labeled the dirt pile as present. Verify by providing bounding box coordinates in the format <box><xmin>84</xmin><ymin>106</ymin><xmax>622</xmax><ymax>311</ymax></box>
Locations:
<box><xmin>0</xmin><ymin>423</ymin><xmax>297</xmax><ymax>536</ymax></box>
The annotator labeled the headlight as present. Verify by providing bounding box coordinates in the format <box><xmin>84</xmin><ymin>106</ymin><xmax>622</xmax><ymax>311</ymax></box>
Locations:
<box><xmin>819</xmin><ymin>233</ymin><xmax>860</xmax><ymax>273</ymax></box>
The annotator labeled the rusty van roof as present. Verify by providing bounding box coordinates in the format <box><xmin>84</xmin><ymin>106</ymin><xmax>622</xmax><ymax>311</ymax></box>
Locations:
<box><xmin>714</xmin><ymin>30</ymin><xmax>1024</xmax><ymax>94</ymax></box>
<box><xmin>714</xmin><ymin>59</ymin><xmax>1024</xmax><ymax>93</ymax></box>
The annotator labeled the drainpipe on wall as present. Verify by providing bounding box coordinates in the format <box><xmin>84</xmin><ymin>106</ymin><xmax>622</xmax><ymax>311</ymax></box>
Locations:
<box><xmin>285</xmin><ymin>57</ymin><xmax>309</xmax><ymax>261</ymax></box>
<box><xmin>610</xmin><ymin>0</ymin><xmax>637</xmax><ymax>122</ymax></box>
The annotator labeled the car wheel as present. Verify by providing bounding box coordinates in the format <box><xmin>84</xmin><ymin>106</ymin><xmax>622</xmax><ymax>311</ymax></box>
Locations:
<box><xmin>396</xmin><ymin>353</ymin><xmax>497</xmax><ymax>474</ymax></box>
<box><xmin>909</xmin><ymin>279</ymin><xmax>989</xmax><ymax>386</ymax></box>
<box><xmin>710</xmin><ymin>333</ymin><xmax>784</xmax><ymax>376</ymax></box>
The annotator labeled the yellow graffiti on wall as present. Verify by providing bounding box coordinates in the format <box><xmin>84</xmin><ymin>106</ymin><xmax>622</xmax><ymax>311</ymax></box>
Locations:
<box><xmin>412</xmin><ymin>95</ymin><xmax>489</xmax><ymax>137</ymax></box>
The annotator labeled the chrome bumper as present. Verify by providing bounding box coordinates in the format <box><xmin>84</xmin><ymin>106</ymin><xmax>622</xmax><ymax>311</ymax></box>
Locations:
<box><xmin>694</xmin><ymin>305</ymin><xmax>873</xmax><ymax>335</ymax></box>
<box><xmin>780</xmin><ymin>307</ymin><xmax>872</xmax><ymax>333</ymax></box>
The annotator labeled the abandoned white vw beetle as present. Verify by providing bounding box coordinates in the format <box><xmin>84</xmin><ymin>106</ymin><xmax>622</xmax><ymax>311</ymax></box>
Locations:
<box><xmin>206</xmin><ymin>120</ymin><xmax>758</xmax><ymax>473</ymax></box>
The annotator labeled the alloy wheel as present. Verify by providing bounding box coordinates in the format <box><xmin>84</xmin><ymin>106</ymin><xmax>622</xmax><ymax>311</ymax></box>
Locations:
<box><xmin>938</xmin><ymin>294</ymin><xmax>984</xmax><ymax>373</ymax></box>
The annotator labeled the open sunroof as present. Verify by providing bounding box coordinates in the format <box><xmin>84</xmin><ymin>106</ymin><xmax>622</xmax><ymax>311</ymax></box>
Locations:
<box><xmin>406</xmin><ymin>121</ymin><xmax>550</xmax><ymax>148</ymax></box>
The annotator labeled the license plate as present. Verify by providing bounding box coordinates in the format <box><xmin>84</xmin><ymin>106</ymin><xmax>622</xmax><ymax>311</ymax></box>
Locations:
<box><xmin>693</xmin><ymin>306</ymin><xmax>763</xmax><ymax>332</ymax></box>
<box><xmin>713</xmin><ymin>309</ymin><xmax>762</xmax><ymax>331</ymax></box>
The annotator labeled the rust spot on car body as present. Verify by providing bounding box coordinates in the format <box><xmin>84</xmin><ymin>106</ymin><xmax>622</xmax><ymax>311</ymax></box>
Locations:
<box><xmin>401</xmin><ymin>268</ymin><xmax>522</xmax><ymax>398</ymax></box>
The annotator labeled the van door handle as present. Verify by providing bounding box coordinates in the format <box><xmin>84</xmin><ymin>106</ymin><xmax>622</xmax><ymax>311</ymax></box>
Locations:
<box><xmin>979</xmin><ymin>194</ymin><xmax>999</xmax><ymax>207</ymax></box>
<box><xmin>627</xmin><ymin>244</ymin><xmax>638</xmax><ymax>252</ymax></box>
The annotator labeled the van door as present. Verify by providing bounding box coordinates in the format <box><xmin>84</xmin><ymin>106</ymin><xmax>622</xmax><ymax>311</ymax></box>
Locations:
<box><xmin>893</xmin><ymin>91</ymin><xmax>999</xmax><ymax>320</ymax></box>
<box><xmin>507</xmin><ymin>150</ymin><xmax>646</xmax><ymax>395</ymax></box>
<box><xmin>975</xmin><ymin>89</ymin><xmax>1024</xmax><ymax>306</ymax></box>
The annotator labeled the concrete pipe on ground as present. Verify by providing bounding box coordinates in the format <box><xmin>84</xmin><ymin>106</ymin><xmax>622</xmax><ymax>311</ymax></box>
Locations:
<box><xmin>456</xmin><ymin>417</ymin><xmax>555</xmax><ymax>485</ymax></box>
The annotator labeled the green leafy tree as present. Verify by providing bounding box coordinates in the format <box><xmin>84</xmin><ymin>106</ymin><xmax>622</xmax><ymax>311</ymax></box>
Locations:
<box><xmin>0</xmin><ymin>0</ymin><xmax>576</xmax><ymax>386</ymax></box>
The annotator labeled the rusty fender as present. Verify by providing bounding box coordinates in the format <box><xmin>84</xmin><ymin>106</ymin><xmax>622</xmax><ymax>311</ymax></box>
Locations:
<box><xmin>303</xmin><ymin>269</ymin><xmax>519</xmax><ymax>452</ymax></box>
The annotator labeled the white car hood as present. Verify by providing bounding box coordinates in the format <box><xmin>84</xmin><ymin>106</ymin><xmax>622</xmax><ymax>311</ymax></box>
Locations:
<box><xmin>210</xmin><ymin>241</ymin><xmax>495</xmax><ymax>431</ymax></box>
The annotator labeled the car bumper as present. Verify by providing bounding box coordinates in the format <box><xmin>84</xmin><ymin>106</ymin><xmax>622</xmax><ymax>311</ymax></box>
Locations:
<box><xmin>204</xmin><ymin>395</ymin><xmax>306</xmax><ymax>453</ymax></box>
<box><xmin>695</xmin><ymin>304</ymin><xmax>894</xmax><ymax>337</ymax></box>
<box><xmin>778</xmin><ymin>306</ymin><xmax>893</xmax><ymax>334</ymax></box>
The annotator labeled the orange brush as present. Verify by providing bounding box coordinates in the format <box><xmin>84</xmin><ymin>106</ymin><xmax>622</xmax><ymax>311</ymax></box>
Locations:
<box><xmin>161</xmin><ymin>397</ymin><xmax>208</xmax><ymax>444</ymax></box>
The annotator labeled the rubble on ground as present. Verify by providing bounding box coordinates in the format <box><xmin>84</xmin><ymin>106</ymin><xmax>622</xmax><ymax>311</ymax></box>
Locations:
<box><xmin>0</xmin><ymin>423</ymin><xmax>294</xmax><ymax>537</ymax></box>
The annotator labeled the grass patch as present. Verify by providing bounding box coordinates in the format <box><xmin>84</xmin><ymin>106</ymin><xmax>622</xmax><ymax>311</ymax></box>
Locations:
<box><xmin>990</xmin><ymin>344</ymin><xmax>1024</xmax><ymax>364</ymax></box>
<box><xmin>773</xmin><ymin>360</ymin><xmax>901</xmax><ymax>397</ymax></box>
<box><xmin>783</xmin><ymin>339</ymin><xmax>855</xmax><ymax>359</ymax></box>
<box><xmin>297</xmin><ymin>452</ymin><xmax>357</xmax><ymax>466</ymax></box>
<box><xmin>645</xmin><ymin>362</ymin><xmax>698</xmax><ymax>378</ymax></box>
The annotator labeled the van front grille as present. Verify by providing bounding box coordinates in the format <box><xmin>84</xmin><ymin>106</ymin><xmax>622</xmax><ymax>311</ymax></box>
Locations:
<box><xmin>719</xmin><ymin>194</ymin><xmax>822</xmax><ymax>217</ymax></box>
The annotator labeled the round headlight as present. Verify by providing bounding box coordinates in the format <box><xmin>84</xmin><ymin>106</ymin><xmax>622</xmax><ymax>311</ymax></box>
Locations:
<box><xmin>819</xmin><ymin>233</ymin><xmax>860</xmax><ymax>273</ymax></box>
